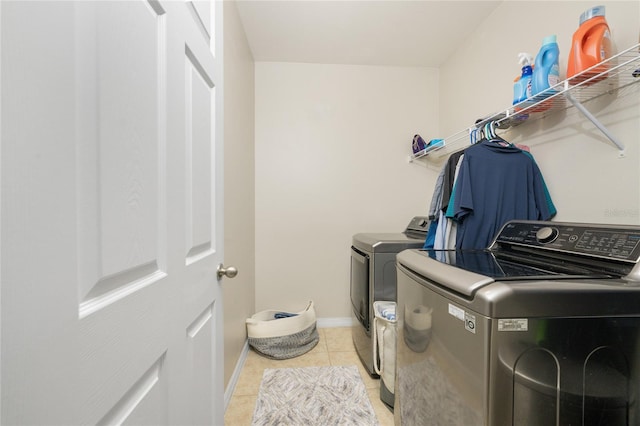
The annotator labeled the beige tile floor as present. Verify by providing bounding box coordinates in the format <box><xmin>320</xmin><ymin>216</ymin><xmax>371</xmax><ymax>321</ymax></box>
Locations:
<box><xmin>224</xmin><ymin>327</ymin><xmax>394</xmax><ymax>426</ymax></box>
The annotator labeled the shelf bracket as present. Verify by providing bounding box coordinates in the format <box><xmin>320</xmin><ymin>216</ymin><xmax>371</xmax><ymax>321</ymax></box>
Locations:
<box><xmin>564</xmin><ymin>91</ymin><xmax>625</xmax><ymax>157</ymax></box>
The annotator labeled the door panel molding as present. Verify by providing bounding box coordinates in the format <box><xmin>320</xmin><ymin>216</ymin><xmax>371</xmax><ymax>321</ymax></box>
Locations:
<box><xmin>76</xmin><ymin>1</ymin><xmax>168</xmax><ymax>310</ymax></box>
<box><xmin>96</xmin><ymin>353</ymin><xmax>167</xmax><ymax>426</ymax></box>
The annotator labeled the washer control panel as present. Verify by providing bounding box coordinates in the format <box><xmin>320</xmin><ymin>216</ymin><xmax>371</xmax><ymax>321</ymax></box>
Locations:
<box><xmin>404</xmin><ymin>216</ymin><xmax>431</xmax><ymax>240</ymax></box>
<box><xmin>493</xmin><ymin>221</ymin><xmax>640</xmax><ymax>262</ymax></box>
<box><xmin>536</xmin><ymin>226</ymin><xmax>559</xmax><ymax>244</ymax></box>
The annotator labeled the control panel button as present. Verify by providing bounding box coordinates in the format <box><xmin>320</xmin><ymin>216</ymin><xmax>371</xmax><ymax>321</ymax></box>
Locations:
<box><xmin>536</xmin><ymin>227</ymin><xmax>559</xmax><ymax>244</ymax></box>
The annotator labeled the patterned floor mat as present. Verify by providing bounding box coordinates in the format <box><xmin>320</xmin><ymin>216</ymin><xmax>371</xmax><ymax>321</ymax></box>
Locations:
<box><xmin>251</xmin><ymin>365</ymin><xmax>379</xmax><ymax>426</ymax></box>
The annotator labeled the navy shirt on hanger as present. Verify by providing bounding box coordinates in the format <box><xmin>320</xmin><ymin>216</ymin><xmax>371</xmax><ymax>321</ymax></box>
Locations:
<box><xmin>452</xmin><ymin>139</ymin><xmax>555</xmax><ymax>249</ymax></box>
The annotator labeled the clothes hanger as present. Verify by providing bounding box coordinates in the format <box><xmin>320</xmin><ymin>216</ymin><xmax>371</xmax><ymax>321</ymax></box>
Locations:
<box><xmin>486</xmin><ymin>122</ymin><xmax>497</xmax><ymax>140</ymax></box>
<box><xmin>484</xmin><ymin>122</ymin><xmax>492</xmax><ymax>140</ymax></box>
<box><xmin>483</xmin><ymin>120</ymin><xmax>512</xmax><ymax>147</ymax></box>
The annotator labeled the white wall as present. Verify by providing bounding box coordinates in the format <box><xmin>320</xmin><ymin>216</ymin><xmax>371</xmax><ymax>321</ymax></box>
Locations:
<box><xmin>255</xmin><ymin>63</ymin><xmax>438</xmax><ymax>318</ymax></box>
<box><xmin>439</xmin><ymin>0</ymin><xmax>640</xmax><ymax>224</ymax></box>
<box><xmin>222</xmin><ymin>1</ymin><xmax>255</xmax><ymax>389</ymax></box>
<box><xmin>248</xmin><ymin>0</ymin><xmax>640</xmax><ymax>323</ymax></box>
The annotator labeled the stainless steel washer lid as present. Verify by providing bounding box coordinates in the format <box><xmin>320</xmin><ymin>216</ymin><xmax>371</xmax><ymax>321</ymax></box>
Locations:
<box><xmin>397</xmin><ymin>248</ymin><xmax>640</xmax><ymax>318</ymax></box>
<box><xmin>397</xmin><ymin>249</ymin><xmax>494</xmax><ymax>297</ymax></box>
<box><xmin>352</xmin><ymin>233</ymin><xmax>424</xmax><ymax>253</ymax></box>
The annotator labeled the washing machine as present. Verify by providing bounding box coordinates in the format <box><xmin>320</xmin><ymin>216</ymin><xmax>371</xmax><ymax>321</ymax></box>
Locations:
<box><xmin>350</xmin><ymin>216</ymin><xmax>429</xmax><ymax>388</ymax></box>
<box><xmin>395</xmin><ymin>220</ymin><xmax>640</xmax><ymax>425</ymax></box>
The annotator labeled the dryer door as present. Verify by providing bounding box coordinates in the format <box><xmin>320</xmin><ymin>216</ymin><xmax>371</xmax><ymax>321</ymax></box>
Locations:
<box><xmin>350</xmin><ymin>246</ymin><xmax>370</xmax><ymax>329</ymax></box>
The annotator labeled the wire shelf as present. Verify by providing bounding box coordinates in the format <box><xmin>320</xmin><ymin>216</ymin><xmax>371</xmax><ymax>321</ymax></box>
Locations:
<box><xmin>410</xmin><ymin>42</ymin><xmax>640</xmax><ymax>162</ymax></box>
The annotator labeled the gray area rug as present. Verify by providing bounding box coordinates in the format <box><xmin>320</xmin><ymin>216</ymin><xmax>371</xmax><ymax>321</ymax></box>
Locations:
<box><xmin>251</xmin><ymin>365</ymin><xmax>380</xmax><ymax>426</ymax></box>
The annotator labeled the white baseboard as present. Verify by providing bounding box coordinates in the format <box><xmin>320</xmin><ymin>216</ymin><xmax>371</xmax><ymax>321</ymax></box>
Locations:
<box><xmin>317</xmin><ymin>317</ymin><xmax>353</xmax><ymax>328</ymax></box>
<box><xmin>224</xmin><ymin>339</ymin><xmax>249</xmax><ymax>412</ymax></box>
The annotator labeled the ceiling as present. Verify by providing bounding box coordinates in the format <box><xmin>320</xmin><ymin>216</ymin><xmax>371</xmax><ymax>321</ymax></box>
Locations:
<box><xmin>234</xmin><ymin>0</ymin><xmax>503</xmax><ymax>67</ymax></box>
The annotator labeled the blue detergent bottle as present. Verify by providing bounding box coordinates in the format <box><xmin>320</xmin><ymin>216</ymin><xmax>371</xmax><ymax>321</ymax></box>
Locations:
<box><xmin>532</xmin><ymin>35</ymin><xmax>560</xmax><ymax>99</ymax></box>
<box><xmin>513</xmin><ymin>53</ymin><xmax>533</xmax><ymax>105</ymax></box>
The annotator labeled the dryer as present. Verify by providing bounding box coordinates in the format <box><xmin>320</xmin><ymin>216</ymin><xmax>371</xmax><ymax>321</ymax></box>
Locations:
<box><xmin>350</xmin><ymin>216</ymin><xmax>428</xmax><ymax>384</ymax></box>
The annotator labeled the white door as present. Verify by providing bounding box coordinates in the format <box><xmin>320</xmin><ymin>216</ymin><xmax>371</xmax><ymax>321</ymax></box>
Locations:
<box><xmin>0</xmin><ymin>1</ymin><xmax>226</xmax><ymax>424</ymax></box>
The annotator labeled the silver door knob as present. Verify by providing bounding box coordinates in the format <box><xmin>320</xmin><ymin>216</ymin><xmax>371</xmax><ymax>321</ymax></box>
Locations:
<box><xmin>217</xmin><ymin>264</ymin><xmax>238</xmax><ymax>279</ymax></box>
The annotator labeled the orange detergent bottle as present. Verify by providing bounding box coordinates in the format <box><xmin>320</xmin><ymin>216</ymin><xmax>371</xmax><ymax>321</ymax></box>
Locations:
<box><xmin>567</xmin><ymin>5</ymin><xmax>612</xmax><ymax>85</ymax></box>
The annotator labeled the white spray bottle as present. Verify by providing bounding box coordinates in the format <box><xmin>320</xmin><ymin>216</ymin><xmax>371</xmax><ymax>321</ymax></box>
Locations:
<box><xmin>513</xmin><ymin>53</ymin><xmax>534</xmax><ymax>104</ymax></box>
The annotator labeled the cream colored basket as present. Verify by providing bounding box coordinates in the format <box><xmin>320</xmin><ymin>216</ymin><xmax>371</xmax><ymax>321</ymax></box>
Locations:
<box><xmin>246</xmin><ymin>301</ymin><xmax>319</xmax><ymax>359</ymax></box>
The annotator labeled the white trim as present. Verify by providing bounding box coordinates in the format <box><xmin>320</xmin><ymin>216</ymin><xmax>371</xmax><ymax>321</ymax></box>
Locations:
<box><xmin>224</xmin><ymin>340</ymin><xmax>249</xmax><ymax>412</ymax></box>
<box><xmin>317</xmin><ymin>317</ymin><xmax>353</xmax><ymax>328</ymax></box>
<box><xmin>0</xmin><ymin>2</ymin><xmax>3</xmax><ymax>418</ymax></box>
